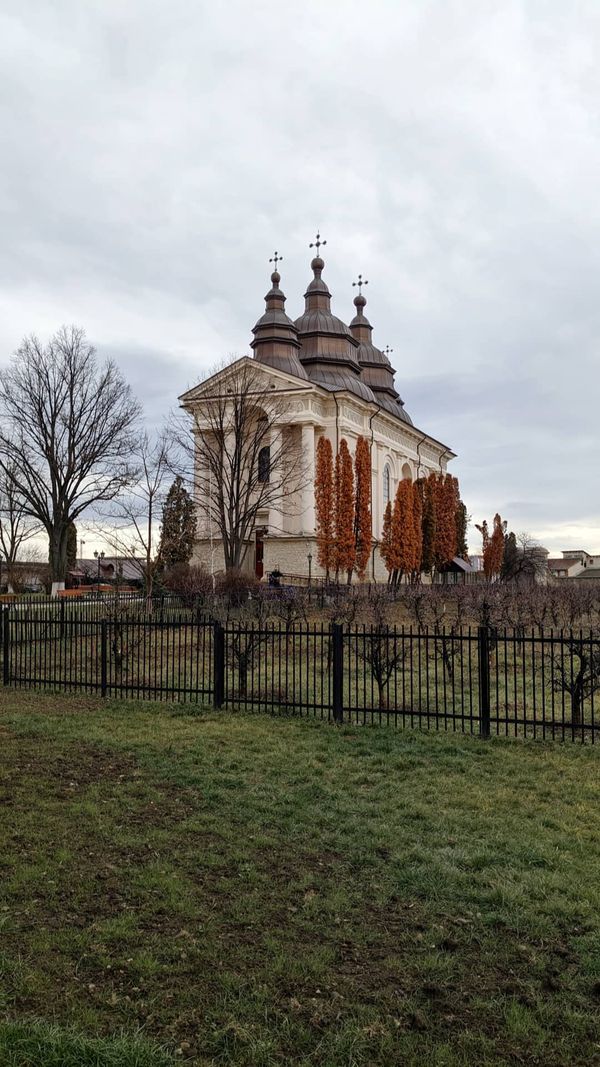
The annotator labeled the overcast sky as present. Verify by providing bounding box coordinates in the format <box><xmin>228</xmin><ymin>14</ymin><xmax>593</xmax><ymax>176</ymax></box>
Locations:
<box><xmin>1</xmin><ymin>0</ymin><xmax>599</xmax><ymax>555</ymax></box>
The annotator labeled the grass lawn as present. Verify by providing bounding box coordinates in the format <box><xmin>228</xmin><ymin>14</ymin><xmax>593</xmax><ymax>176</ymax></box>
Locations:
<box><xmin>1</xmin><ymin>694</ymin><xmax>599</xmax><ymax>1066</ymax></box>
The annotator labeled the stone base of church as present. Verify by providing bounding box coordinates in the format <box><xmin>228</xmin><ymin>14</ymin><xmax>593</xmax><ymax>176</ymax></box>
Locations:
<box><xmin>191</xmin><ymin>535</ymin><xmax>393</xmax><ymax>583</ymax></box>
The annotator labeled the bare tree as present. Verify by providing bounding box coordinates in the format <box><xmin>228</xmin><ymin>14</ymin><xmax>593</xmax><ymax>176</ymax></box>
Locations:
<box><xmin>101</xmin><ymin>430</ymin><xmax>173</xmax><ymax>610</ymax></box>
<box><xmin>0</xmin><ymin>326</ymin><xmax>141</xmax><ymax>593</ymax></box>
<box><xmin>0</xmin><ymin>464</ymin><xmax>43</xmax><ymax>591</ymax></box>
<box><xmin>178</xmin><ymin>358</ymin><xmax>308</xmax><ymax>572</ymax></box>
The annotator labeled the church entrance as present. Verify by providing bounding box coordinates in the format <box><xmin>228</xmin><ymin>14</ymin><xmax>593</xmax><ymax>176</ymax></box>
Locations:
<box><xmin>255</xmin><ymin>532</ymin><xmax>264</xmax><ymax>579</ymax></box>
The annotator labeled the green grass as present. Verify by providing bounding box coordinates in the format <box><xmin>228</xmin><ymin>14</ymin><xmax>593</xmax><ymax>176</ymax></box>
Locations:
<box><xmin>1</xmin><ymin>692</ymin><xmax>599</xmax><ymax>1066</ymax></box>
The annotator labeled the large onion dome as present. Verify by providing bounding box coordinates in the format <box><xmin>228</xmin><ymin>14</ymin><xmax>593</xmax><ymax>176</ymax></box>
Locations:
<box><xmin>294</xmin><ymin>252</ymin><xmax>376</xmax><ymax>404</ymax></box>
<box><xmin>251</xmin><ymin>262</ymin><xmax>308</xmax><ymax>379</ymax></box>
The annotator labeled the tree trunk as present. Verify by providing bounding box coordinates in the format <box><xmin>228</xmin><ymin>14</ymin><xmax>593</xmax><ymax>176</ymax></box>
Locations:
<box><xmin>48</xmin><ymin>524</ymin><xmax>68</xmax><ymax>594</ymax></box>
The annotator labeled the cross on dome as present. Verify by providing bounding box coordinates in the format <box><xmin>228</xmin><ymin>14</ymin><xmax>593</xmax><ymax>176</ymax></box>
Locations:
<box><xmin>383</xmin><ymin>345</ymin><xmax>394</xmax><ymax>357</ymax></box>
<box><xmin>309</xmin><ymin>231</ymin><xmax>327</xmax><ymax>255</ymax></box>
<box><xmin>352</xmin><ymin>273</ymin><xmax>369</xmax><ymax>295</ymax></box>
<box><xmin>269</xmin><ymin>251</ymin><xmax>283</xmax><ymax>269</ymax></box>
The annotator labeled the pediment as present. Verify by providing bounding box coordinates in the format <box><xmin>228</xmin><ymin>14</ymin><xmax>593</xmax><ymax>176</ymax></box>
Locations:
<box><xmin>179</xmin><ymin>356</ymin><xmax>313</xmax><ymax>406</ymax></box>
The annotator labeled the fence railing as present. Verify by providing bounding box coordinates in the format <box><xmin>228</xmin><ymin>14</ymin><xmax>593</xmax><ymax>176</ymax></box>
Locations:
<box><xmin>1</xmin><ymin>608</ymin><xmax>598</xmax><ymax>742</ymax></box>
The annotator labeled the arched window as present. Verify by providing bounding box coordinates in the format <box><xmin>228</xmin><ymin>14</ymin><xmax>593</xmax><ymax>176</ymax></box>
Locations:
<box><xmin>401</xmin><ymin>462</ymin><xmax>412</xmax><ymax>482</ymax></box>
<box><xmin>383</xmin><ymin>464</ymin><xmax>391</xmax><ymax>507</ymax></box>
<box><xmin>258</xmin><ymin>446</ymin><xmax>270</xmax><ymax>483</ymax></box>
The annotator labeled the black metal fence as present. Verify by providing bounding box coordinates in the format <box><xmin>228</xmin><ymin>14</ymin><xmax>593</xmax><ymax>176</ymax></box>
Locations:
<box><xmin>1</xmin><ymin>608</ymin><xmax>598</xmax><ymax>741</ymax></box>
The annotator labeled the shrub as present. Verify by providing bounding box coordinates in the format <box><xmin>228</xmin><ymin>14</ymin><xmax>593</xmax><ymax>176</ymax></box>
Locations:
<box><xmin>214</xmin><ymin>569</ymin><xmax>261</xmax><ymax>608</ymax></box>
<box><xmin>163</xmin><ymin>563</ymin><xmax>212</xmax><ymax>607</ymax></box>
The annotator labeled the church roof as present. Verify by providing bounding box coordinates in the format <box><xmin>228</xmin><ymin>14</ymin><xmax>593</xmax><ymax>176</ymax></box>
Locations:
<box><xmin>244</xmin><ymin>238</ymin><xmax>443</xmax><ymax>437</ymax></box>
<box><xmin>348</xmin><ymin>288</ymin><xmax>413</xmax><ymax>424</ymax></box>
<box><xmin>293</xmin><ymin>252</ymin><xmax>377</xmax><ymax>404</ymax></box>
<box><xmin>251</xmin><ymin>262</ymin><xmax>308</xmax><ymax>380</ymax></box>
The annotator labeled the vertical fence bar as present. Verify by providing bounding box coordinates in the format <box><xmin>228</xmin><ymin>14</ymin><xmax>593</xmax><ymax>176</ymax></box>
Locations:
<box><xmin>213</xmin><ymin>621</ymin><xmax>225</xmax><ymax>709</ymax></box>
<box><xmin>478</xmin><ymin>625</ymin><xmax>491</xmax><ymax>739</ymax></box>
<box><xmin>100</xmin><ymin>619</ymin><xmax>108</xmax><ymax>697</ymax></box>
<box><xmin>331</xmin><ymin>623</ymin><xmax>344</xmax><ymax>724</ymax></box>
<box><xmin>2</xmin><ymin>607</ymin><xmax>9</xmax><ymax>685</ymax></box>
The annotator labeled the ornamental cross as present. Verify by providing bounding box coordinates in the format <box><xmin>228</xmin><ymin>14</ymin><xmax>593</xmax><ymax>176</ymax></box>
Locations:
<box><xmin>383</xmin><ymin>345</ymin><xmax>393</xmax><ymax>357</ymax></box>
<box><xmin>309</xmin><ymin>231</ymin><xmax>327</xmax><ymax>254</ymax></box>
<box><xmin>352</xmin><ymin>273</ymin><xmax>369</xmax><ymax>295</ymax></box>
<box><xmin>269</xmin><ymin>251</ymin><xmax>283</xmax><ymax>269</ymax></box>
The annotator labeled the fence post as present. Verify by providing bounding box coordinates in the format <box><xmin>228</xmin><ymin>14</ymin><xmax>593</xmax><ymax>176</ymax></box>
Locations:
<box><xmin>100</xmin><ymin>619</ymin><xmax>108</xmax><ymax>698</ymax></box>
<box><xmin>478</xmin><ymin>625</ymin><xmax>491</xmax><ymax>738</ymax></box>
<box><xmin>2</xmin><ymin>608</ymin><xmax>10</xmax><ymax>686</ymax></box>
<box><xmin>331</xmin><ymin>622</ymin><xmax>344</xmax><ymax>724</ymax></box>
<box><xmin>213</xmin><ymin>621</ymin><xmax>225</xmax><ymax>709</ymax></box>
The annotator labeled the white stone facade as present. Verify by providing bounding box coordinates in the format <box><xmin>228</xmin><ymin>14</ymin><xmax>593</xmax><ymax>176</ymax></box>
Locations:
<box><xmin>182</xmin><ymin>357</ymin><xmax>454</xmax><ymax>581</ymax></box>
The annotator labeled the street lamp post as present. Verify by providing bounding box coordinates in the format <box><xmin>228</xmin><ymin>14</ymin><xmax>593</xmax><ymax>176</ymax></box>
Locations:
<box><xmin>93</xmin><ymin>550</ymin><xmax>105</xmax><ymax>591</ymax></box>
<box><xmin>307</xmin><ymin>551</ymin><xmax>312</xmax><ymax>588</ymax></box>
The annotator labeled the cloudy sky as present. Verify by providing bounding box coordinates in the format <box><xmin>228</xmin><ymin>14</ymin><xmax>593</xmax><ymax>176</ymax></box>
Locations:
<box><xmin>1</xmin><ymin>0</ymin><xmax>599</xmax><ymax>555</ymax></box>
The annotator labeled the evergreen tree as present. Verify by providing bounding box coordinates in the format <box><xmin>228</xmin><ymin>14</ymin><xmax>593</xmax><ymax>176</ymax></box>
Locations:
<box><xmin>380</xmin><ymin>501</ymin><xmax>393</xmax><ymax>582</ymax></box>
<box><xmin>420</xmin><ymin>478</ymin><xmax>436</xmax><ymax>575</ymax></box>
<box><xmin>158</xmin><ymin>477</ymin><xmax>197</xmax><ymax>571</ymax></box>
<box><xmin>315</xmin><ymin>436</ymin><xmax>335</xmax><ymax>580</ymax></box>
<box><xmin>501</xmin><ymin>530</ymin><xmax>519</xmax><ymax>581</ymax></box>
<box><xmin>411</xmin><ymin>481</ymin><xmax>423</xmax><ymax>578</ymax></box>
<box><xmin>353</xmin><ymin>436</ymin><xmax>372</xmax><ymax>580</ymax></box>
<box><xmin>66</xmin><ymin>522</ymin><xmax>77</xmax><ymax>573</ymax></box>
<box><xmin>333</xmin><ymin>438</ymin><xmax>355</xmax><ymax>583</ymax></box>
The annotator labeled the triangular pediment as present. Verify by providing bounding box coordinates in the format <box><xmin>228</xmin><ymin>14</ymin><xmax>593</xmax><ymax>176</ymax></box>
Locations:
<box><xmin>179</xmin><ymin>356</ymin><xmax>313</xmax><ymax>407</ymax></box>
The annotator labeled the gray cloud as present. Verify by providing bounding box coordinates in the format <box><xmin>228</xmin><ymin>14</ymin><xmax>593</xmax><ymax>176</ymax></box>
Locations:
<box><xmin>1</xmin><ymin>0</ymin><xmax>599</xmax><ymax>555</ymax></box>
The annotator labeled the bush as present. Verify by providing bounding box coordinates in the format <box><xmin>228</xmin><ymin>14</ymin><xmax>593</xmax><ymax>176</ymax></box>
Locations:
<box><xmin>163</xmin><ymin>563</ymin><xmax>212</xmax><ymax>607</ymax></box>
<box><xmin>214</xmin><ymin>569</ymin><xmax>261</xmax><ymax>608</ymax></box>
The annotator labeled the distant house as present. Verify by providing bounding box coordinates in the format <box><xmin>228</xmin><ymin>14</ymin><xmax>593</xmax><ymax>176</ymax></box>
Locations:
<box><xmin>547</xmin><ymin>551</ymin><xmax>600</xmax><ymax>580</ymax></box>
<box><xmin>72</xmin><ymin>557</ymin><xmax>145</xmax><ymax>588</ymax></box>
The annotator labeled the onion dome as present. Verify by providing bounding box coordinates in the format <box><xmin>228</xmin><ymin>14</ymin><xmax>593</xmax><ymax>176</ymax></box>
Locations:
<box><xmin>294</xmin><ymin>243</ymin><xmax>376</xmax><ymax>404</ymax></box>
<box><xmin>349</xmin><ymin>286</ymin><xmax>413</xmax><ymax>424</ymax></box>
<box><xmin>251</xmin><ymin>256</ymin><xmax>308</xmax><ymax>380</ymax></box>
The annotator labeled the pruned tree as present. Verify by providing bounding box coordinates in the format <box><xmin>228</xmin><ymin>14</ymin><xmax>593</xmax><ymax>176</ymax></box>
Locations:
<box><xmin>411</xmin><ymin>480</ymin><xmax>423</xmax><ymax>580</ymax></box>
<box><xmin>179</xmin><ymin>359</ymin><xmax>307</xmax><ymax>572</ymax></box>
<box><xmin>0</xmin><ymin>326</ymin><xmax>141</xmax><ymax>593</ymax></box>
<box><xmin>433</xmin><ymin>473</ymin><xmax>457</xmax><ymax>570</ymax></box>
<box><xmin>334</xmin><ymin>438</ymin><xmax>355</xmax><ymax>583</ymax></box>
<box><xmin>158</xmin><ymin>476</ymin><xmax>197</xmax><ymax>571</ymax></box>
<box><xmin>419</xmin><ymin>476</ymin><xmax>436</xmax><ymax>576</ymax></box>
<box><xmin>353</xmin><ymin>435</ymin><xmax>372</xmax><ymax>581</ymax></box>
<box><xmin>0</xmin><ymin>463</ymin><xmax>43</xmax><ymax>592</ymax></box>
<box><xmin>389</xmin><ymin>478</ymin><xmax>415</xmax><ymax>586</ymax></box>
<box><xmin>380</xmin><ymin>501</ymin><xmax>393</xmax><ymax>580</ymax></box>
<box><xmin>315</xmin><ymin>435</ymin><xmax>335</xmax><ymax>581</ymax></box>
<box><xmin>476</xmin><ymin>513</ymin><xmax>506</xmax><ymax>581</ymax></box>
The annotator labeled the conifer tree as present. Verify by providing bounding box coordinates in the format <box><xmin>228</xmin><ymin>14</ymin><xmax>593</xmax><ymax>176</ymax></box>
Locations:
<box><xmin>420</xmin><ymin>477</ymin><xmax>436</xmax><ymax>575</ymax></box>
<box><xmin>353</xmin><ymin>436</ymin><xmax>372</xmax><ymax>580</ymax></box>
<box><xmin>314</xmin><ymin>436</ymin><xmax>335</xmax><ymax>581</ymax></box>
<box><xmin>66</xmin><ymin>521</ymin><xmax>77</xmax><ymax>572</ymax></box>
<box><xmin>433</xmin><ymin>473</ymin><xmax>457</xmax><ymax>568</ymax></box>
<box><xmin>334</xmin><ymin>438</ymin><xmax>355</xmax><ymax>583</ymax></box>
<box><xmin>380</xmin><ymin>501</ymin><xmax>393</xmax><ymax>581</ymax></box>
<box><xmin>501</xmin><ymin>530</ymin><xmax>519</xmax><ymax>581</ymax></box>
<box><xmin>476</xmin><ymin>513</ymin><xmax>506</xmax><ymax>581</ymax></box>
<box><xmin>455</xmin><ymin>481</ymin><xmax>469</xmax><ymax>561</ymax></box>
<box><xmin>158</xmin><ymin>476</ymin><xmax>197</xmax><ymax>571</ymax></box>
<box><xmin>411</xmin><ymin>481</ymin><xmax>423</xmax><ymax>578</ymax></box>
<box><xmin>389</xmin><ymin>479</ymin><xmax>415</xmax><ymax>585</ymax></box>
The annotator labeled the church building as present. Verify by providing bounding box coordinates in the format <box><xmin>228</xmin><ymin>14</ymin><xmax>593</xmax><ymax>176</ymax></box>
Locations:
<box><xmin>179</xmin><ymin>236</ymin><xmax>455</xmax><ymax>581</ymax></box>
